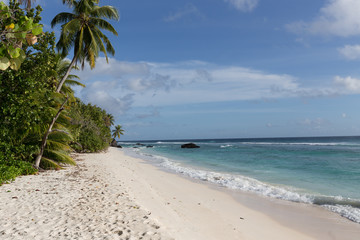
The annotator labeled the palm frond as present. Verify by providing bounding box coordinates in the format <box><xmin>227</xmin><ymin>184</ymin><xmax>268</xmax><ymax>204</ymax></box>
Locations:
<box><xmin>43</xmin><ymin>149</ymin><xmax>76</xmax><ymax>165</ymax></box>
<box><xmin>90</xmin><ymin>5</ymin><xmax>120</xmax><ymax>21</ymax></box>
<box><xmin>40</xmin><ymin>157</ymin><xmax>62</xmax><ymax>170</ymax></box>
<box><xmin>46</xmin><ymin>139</ymin><xmax>71</xmax><ymax>151</ymax></box>
<box><xmin>65</xmin><ymin>79</ymin><xmax>85</xmax><ymax>87</ymax></box>
<box><xmin>51</xmin><ymin>12</ymin><xmax>76</xmax><ymax>28</ymax></box>
<box><xmin>48</xmin><ymin>130</ymin><xmax>72</xmax><ymax>143</ymax></box>
<box><xmin>91</xmin><ymin>28</ymin><xmax>108</xmax><ymax>62</ymax></box>
<box><xmin>91</xmin><ymin>17</ymin><xmax>118</xmax><ymax>35</ymax></box>
<box><xmin>92</xmin><ymin>28</ymin><xmax>115</xmax><ymax>56</ymax></box>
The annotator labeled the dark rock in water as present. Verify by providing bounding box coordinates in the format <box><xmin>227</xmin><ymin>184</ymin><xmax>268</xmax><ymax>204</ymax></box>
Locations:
<box><xmin>117</xmin><ymin>145</ymin><xmax>122</xmax><ymax>148</ymax></box>
<box><xmin>136</xmin><ymin>143</ymin><xmax>145</xmax><ymax>146</ymax></box>
<box><xmin>146</xmin><ymin>145</ymin><xmax>154</xmax><ymax>148</ymax></box>
<box><xmin>181</xmin><ymin>143</ymin><xmax>200</xmax><ymax>148</ymax></box>
<box><xmin>110</xmin><ymin>139</ymin><xmax>118</xmax><ymax>147</ymax></box>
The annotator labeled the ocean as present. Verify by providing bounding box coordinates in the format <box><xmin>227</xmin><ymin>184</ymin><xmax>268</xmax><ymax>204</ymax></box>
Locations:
<box><xmin>119</xmin><ymin>136</ymin><xmax>360</xmax><ymax>224</ymax></box>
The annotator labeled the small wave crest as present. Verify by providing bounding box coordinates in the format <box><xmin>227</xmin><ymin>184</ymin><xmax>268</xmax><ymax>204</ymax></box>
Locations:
<box><xmin>323</xmin><ymin>205</ymin><xmax>360</xmax><ymax>224</ymax></box>
<box><xmin>159</xmin><ymin>157</ymin><xmax>312</xmax><ymax>204</ymax></box>
<box><xmin>241</xmin><ymin>142</ymin><xmax>357</xmax><ymax>146</ymax></box>
<box><xmin>220</xmin><ymin>144</ymin><xmax>233</xmax><ymax>148</ymax></box>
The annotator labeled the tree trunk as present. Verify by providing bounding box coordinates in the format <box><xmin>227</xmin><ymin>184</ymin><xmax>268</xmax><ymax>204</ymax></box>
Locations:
<box><xmin>34</xmin><ymin>97</ymin><xmax>69</xmax><ymax>169</ymax></box>
<box><xmin>56</xmin><ymin>55</ymin><xmax>77</xmax><ymax>93</ymax></box>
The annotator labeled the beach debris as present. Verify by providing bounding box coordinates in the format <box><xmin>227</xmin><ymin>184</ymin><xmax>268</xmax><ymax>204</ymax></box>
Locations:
<box><xmin>240</xmin><ymin>217</ymin><xmax>244</xmax><ymax>220</ymax></box>
<box><xmin>181</xmin><ymin>143</ymin><xmax>200</xmax><ymax>148</ymax></box>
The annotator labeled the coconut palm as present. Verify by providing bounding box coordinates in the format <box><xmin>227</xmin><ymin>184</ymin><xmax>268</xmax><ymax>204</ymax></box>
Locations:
<box><xmin>51</xmin><ymin>0</ymin><xmax>119</xmax><ymax>93</ymax></box>
<box><xmin>34</xmin><ymin>57</ymin><xmax>83</xmax><ymax>169</ymax></box>
<box><xmin>112</xmin><ymin>124</ymin><xmax>124</xmax><ymax>140</ymax></box>
<box><xmin>55</xmin><ymin>54</ymin><xmax>85</xmax><ymax>97</ymax></box>
<box><xmin>104</xmin><ymin>113</ymin><xmax>114</xmax><ymax>127</ymax></box>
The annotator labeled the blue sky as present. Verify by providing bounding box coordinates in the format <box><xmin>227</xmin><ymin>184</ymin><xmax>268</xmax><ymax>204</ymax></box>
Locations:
<box><xmin>8</xmin><ymin>0</ymin><xmax>360</xmax><ymax>140</ymax></box>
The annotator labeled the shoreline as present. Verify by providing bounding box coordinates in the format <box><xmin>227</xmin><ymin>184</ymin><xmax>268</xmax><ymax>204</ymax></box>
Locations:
<box><xmin>117</xmin><ymin>148</ymin><xmax>360</xmax><ymax>240</ymax></box>
<box><xmin>1</xmin><ymin>148</ymin><xmax>359</xmax><ymax>239</ymax></box>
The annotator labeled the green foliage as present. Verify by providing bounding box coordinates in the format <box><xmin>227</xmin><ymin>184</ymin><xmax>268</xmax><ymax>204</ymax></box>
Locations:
<box><xmin>0</xmin><ymin>142</ymin><xmax>37</xmax><ymax>185</ymax></box>
<box><xmin>0</xmin><ymin>0</ymin><xmax>120</xmax><ymax>182</ymax></box>
<box><xmin>69</xmin><ymin>99</ymin><xmax>112</xmax><ymax>152</ymax></box>
<box><xmin>0</xmin><ymin>1</ymin><xmax>43</xmax><ymax>70</ymax></box>
<box><xmin>51</xmin><ymin>0</ymin><xmax>119</xmax><ymax>69</ymax></box>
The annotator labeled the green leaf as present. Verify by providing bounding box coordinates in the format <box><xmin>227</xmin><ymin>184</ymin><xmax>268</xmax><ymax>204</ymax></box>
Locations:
<box><xmin>0</xmin><ymin>57</ymin><xmax>10</xmax><ymax>70</ymax></box>
<box><xmin>32</xmin><ymin>26</ymin><xmax>43</xmax><ymax>35</ymax></box>
<box><xmin>24</xmin><ymin>19</ymin><xmax>33</xmax><ymax>30</ymax></box>
<box><xmin>8</xmin><ymin>47</ymin><xmax>21</xmax><ymax>58</ymax></box>
<box><xmin>14</xmin><ymin>32</ymin><xmax>27</xmax><ymax>39</ymax></box>
<box><xmin>18</xmin><ymin>50</ymin><xmax>26</xmax><ymax>62</ymax></box>
<box><xmin>6</xmin><ymin>33</ymin><xmax>15</xmax><ymax>39</ymax></box>
<box><xmin>10</xmin><ymin>58</ymin><xmax>21</xmax><ymax>70</ymax></box>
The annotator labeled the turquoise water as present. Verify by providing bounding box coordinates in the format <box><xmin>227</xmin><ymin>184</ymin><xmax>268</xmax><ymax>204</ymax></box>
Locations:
<box><xmin>120</xmin><ymin>136</ymin><xmax>360</xmax><ymax>223</ymax></box>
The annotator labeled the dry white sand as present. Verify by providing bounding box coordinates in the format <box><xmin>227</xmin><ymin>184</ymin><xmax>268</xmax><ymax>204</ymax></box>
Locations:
<box><xmin>0</xmin><ymin>153</ymin><xmax>173</xmax><ymax>240</ymax></box>
<box><xmin>1</xmin><ymin>147</ymin><xmax>360</xmax><ymax>240</ymax></box>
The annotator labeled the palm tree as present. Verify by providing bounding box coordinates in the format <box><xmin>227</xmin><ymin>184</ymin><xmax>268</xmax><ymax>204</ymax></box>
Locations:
<box><xmin>54</xmin><ymin>54</ymin><xmax>85</xmax><ymax>97</ymax></box>
<box><xmin>112</xmin><ymin>124</ymin><xmax>124</xmax><ymax>141</ymax></box>
<box><xmin>104</xmin><ymin>113</ymin><xmax>114</xmax><ymax>127</ymax></box>
<box><xmin>51</xmin><ymin>0</ymin><xmax>119</xmax><ymax>93</ymax></box>
<box><xmin>34</xmin><ymin>57</ymin><xmax>83</xmax><ymax>169</ymax></box>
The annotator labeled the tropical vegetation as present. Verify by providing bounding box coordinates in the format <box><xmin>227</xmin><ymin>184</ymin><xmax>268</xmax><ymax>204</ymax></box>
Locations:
<box><xmin>51</xmin><ymin>0</ymin><xmax>119</xmax><ymax>92</ymax></box>
<box><xmin>0</xmin><ymin>0</ymin><xmax>121</xmax><ymax>185</ymax></box>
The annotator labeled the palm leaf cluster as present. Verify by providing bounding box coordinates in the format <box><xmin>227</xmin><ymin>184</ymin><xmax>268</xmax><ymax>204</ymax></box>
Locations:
<box><xmin>51</xmin><ymin>0</ymin><xmax>119</xmax><ymax>69</ymax></box>
<box><xmin>112</xmin><ymin>125</ymin><xmax>124</xmax><ymax>140</ymax></box>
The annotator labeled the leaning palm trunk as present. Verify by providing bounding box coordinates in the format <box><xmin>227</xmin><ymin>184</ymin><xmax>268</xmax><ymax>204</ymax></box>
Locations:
<box><xmin>56</xmin><ymin>55</ymin><xmax>78</xmax><ymax>93</ymax></box>
<box><xmin>34</xmin><ymin>96</ymin><xmax>69</xmax><ymax>169</ymax></box>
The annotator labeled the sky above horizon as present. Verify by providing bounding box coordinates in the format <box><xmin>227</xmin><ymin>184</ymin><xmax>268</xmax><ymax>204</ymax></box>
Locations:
<box><xmin>6</xmin><ymin>0</ymin><xmax>360</xmax><ymax>140</ymax></box>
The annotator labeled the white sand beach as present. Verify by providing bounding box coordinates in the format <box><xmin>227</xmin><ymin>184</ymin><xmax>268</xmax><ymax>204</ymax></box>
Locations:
<box><xmin>1</xmin><ymin>147</ymin><xmax>360</xmax><ymax>240</ymax></box>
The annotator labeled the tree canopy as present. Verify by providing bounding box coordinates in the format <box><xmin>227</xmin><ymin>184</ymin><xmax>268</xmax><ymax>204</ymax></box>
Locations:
<box><xmin>0</xmin><ymin>0</ymin><xmax>122</xmax><ymax>184</ymax></box>
<box><xmin>51</xmin><ymin>0</ymin><xmax>119</xmax><ymax>93</ymax></box>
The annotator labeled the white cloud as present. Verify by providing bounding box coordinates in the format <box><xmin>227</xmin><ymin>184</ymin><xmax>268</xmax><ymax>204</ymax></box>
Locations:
<box><xmin>286</xmin><ymin>0</ymin><xmax>360</xmax><ymax>37</ymax></box>
<box><xmin>334</xmin><ymin>75</ymin><xmax>360</xmax><ymax>93</ymax></box>
<box><xmin>164</xmin><ymin>4</ymin><xmax>203</xmax><ymax>22</ymax></box>
<box><xmin>224</xmin><ymin>0</ymin><xmax>259</xmax><ymax>12</ymax></box>
<box><xmin>338</xmin><ymin>45</ymin><xmax>360</xmax><ymax>60</ymax></box>
<box><xmin>75</xmin><ymin>58</ymin><xmax>359</xmax><ymax>119</ymax></box>
<box><xmin>342</xmin><ymin>113</ymin><xmax>347</xmax><ymax>118</ymax></box>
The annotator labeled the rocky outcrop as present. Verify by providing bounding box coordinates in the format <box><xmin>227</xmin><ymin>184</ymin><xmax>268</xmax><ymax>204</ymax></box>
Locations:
<box><xmin>110</xmin><ymin>139</ymin><xmax>118</xmax><ymax>147</ymax></box>
<box><xmin>181</xmin><ymin>143</ymin><xmax>200</xmax><ymax>148</ymax></box>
